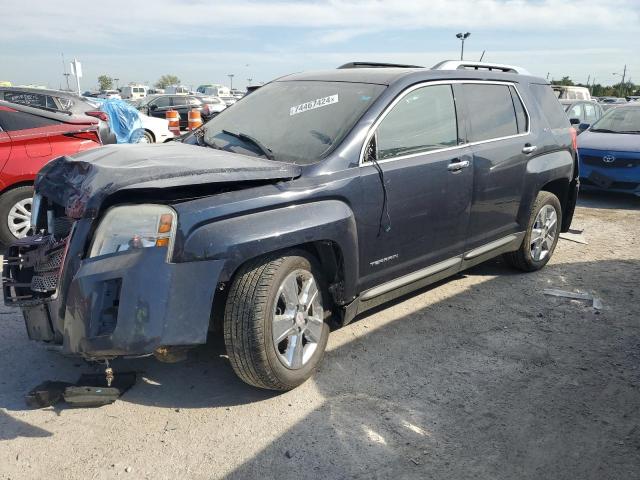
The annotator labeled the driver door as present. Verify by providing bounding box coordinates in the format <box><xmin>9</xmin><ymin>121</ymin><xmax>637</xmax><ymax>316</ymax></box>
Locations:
<box><xmin>357</xmin><ymin>83</ymin><xmax>473</xmax><ymax>291</ymax></box>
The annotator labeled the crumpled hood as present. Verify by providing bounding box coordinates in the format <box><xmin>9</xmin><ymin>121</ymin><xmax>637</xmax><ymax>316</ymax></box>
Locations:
<box><xmin>35</xmin><ymin>142</ymin><xmax>301</xmax><ymax>219</ymax></box>
<box><xmin>578</xmin><ymin>130</ymin><xmax>640</xmax><ymax>152</ymax></box>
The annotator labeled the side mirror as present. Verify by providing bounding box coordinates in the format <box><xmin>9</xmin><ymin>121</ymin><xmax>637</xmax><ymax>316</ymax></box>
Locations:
<box><xmin>578</xmin><ymin>123</ymin><xmax>590</xmax><ymax>132</ymax></box>
<box><xmin>569</xmin><ymin>118</ymin><xmax>581</xmax><ymax>125</ymax></box>
<box><xmin>149</xmin><ymin>104</ymin><xmax>158</xmax><ymax>111</ymax></box>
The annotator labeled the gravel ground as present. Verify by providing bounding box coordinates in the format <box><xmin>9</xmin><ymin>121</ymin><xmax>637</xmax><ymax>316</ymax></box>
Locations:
<box><xmin>1</xmin><ymin>191</ymin><xmax>639</xmax><ymax>480</ymax></box>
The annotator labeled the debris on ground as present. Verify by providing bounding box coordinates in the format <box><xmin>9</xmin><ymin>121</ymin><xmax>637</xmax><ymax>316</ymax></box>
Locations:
<box><xmin>24</xmin><ymin>372</ymin><xmax>137</xmax><ymax>408</ymax></box>
<box><xmin>542</xmin><ymin>288</ymin><xmax>603</xmax><ymax>310</ymax></box>
<box><xmin>559</xmin><ymin>228</ymin><xmax>588</xmax><ymax>245</ymax></box>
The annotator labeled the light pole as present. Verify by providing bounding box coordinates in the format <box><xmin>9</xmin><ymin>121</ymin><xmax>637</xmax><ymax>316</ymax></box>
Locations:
<box><xmin>456</xmin><ymin>32</ymin><xmax>471</xmax><ymax>61</ymax></box>
<box><xmin>227</xmin><ymin>74</ymin><xmax>235</xmax><ymax>90</ymax></box>
<box><xmin>114</xmin><ymin>78</ymin><xmax>119</xmax><ymax>90</ymax></box>
<box><xmin>612</xmin><ymin>65</ymin><xmax>627</xmax><ymax>97</ymax></box>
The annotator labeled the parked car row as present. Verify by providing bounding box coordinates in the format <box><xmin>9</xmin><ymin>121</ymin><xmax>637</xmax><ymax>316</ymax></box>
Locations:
<box><xmin>135</xmin><ymin>94</ymin><xmax>226</xmax><ymax>129</ymax></box>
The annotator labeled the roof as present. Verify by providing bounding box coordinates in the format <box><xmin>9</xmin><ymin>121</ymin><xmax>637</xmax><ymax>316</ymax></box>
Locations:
<box><xmin>277</xmin><ymin>67</ymin><xmax>546</xmax><ymax>86</ymax></box>
<box><xmin>0</xmin><ymin>99</ymin><xmax>98</xmax><ymax>124</ymax></box>
<box><xmin>0</xmin><ymin>86</ymin><xmax>83</xmax><ymax>99</ymax></box>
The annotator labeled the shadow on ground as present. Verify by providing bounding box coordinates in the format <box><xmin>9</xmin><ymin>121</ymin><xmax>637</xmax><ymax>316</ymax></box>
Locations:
<box><xmin>577</xmin><ymin>190</ymin><xmax>640</xmax><ymax>210</ymax></box>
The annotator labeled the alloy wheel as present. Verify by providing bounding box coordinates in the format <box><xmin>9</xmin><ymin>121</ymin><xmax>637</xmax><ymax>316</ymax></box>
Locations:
<box><xmin>8</xmin><ymin>197</ymin><xmax>32</xmax><ymax>238</ymax></box>
<box><xmin>272</xmin><ymin>269</ymin><xmax>324</xmax><ymax>370</ymax></box>
<box><xmin>530</xmin><ymin>204</ymin><xmax>558</xmax><ymax>262</ymax></box>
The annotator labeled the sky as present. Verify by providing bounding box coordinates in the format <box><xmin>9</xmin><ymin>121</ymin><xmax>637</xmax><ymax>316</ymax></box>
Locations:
<box><xmin>1</xmin><ymin>0</ymin><xmax>639</xmax><ymax>91</ymax></box>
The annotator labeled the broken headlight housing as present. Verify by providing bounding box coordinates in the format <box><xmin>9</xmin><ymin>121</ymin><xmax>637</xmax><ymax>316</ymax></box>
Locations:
<box><xmin>89</xmin><ymin>205</ymin><xmax>176</xmax><ymax>259</ymax></box>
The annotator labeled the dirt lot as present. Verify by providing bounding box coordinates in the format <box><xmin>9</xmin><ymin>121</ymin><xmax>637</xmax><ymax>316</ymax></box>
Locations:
<box><xmin>1</xmin><ymin>191</ymin><xmax>639</xmax><ymax>480</ymax></box>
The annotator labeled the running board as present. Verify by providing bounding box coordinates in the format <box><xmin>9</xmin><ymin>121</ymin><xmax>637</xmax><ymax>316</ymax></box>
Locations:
<box><xmin>361</xmin><ymin>256</ymin><xmax>462</xmax><ymax>301</ymax></box>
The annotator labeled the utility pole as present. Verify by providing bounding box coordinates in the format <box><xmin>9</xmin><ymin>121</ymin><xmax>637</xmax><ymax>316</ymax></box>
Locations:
<box><xmin>114</xmin><ymin>78</ymin><xmax>119</xmax><ymax>90</ymax></box>
<box><xmin>61</xmin><ymin>53</ymin><xmax>71</xmax><ymax>91</ymax></box>
<box><xmin>613</xmin><ymin>65</ymin><xmax>627</xmax><ymax>97</ymax></box>
<box><xmin>227</xmin><ymin>74</ymin><xmax>235</xmax><ymax>90</ymax></box>
<box><xmin>456</xmin><ymin>32</ymin><xmax>470</xmax><ymax>61</ymax></box>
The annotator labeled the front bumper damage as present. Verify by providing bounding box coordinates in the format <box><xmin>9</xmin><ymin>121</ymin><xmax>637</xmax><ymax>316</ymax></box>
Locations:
<box><xmin>4</xmin><ymin>229</ymin><xmax>223</xmax><ymax>359</ymax></box>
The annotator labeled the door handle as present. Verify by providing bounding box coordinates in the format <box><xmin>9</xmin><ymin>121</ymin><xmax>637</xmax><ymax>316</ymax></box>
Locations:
<box><xmin>522</xmin><ymin>144</ymin><xmax>538</xmax><ymax>154</ymax></box>
<box><xmin>447</xmin><ymin>159</ymin><xmax>470</xmax><ymax>172</ymax></box>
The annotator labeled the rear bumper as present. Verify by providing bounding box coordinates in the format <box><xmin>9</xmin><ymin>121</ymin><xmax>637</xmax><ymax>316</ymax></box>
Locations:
<box><xmin>5</xmin><ymin>238</ymin><xmax>223</xmax><ymax>358</ymax></box>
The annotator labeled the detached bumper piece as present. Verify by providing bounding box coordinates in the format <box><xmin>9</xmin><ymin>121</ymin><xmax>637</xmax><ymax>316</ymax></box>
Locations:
<box><xmin>25</xmin><ymin>372</ymin><xmax>137</xmax><ymax>409</ymax></box>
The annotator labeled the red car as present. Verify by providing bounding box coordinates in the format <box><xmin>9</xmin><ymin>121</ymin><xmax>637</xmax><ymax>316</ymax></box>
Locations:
<box><xmin>0</xmin><ymin>100</ymin><xmax>102</xmax><ymax>243</ymax></box>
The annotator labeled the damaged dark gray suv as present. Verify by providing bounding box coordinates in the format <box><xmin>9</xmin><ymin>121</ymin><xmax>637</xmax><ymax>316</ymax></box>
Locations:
<box><xmin>3</xmin><ymin>61</ymin><xmax>578</xmax><ymax>391</ymax></box>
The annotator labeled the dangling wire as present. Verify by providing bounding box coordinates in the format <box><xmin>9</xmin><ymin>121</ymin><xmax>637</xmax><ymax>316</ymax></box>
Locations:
<box><xmin>366</xmin><ymin>137</ymin><xmax>391</xmax><ymax>236</ymax></box>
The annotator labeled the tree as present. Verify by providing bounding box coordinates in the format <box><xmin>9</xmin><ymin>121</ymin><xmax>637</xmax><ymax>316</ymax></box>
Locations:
<box><xmin>551</xmin><ymin>76</ymin><xmax>574</xmax><ymax>87</ymax></box>
<box><xmin>98</xmin><ymin>75</ymin><xmax>113</xmax><ymax>91</ymax></box>
<box><xmin>155</xmin><ymin>74</ymin><xmax>181</xmax><ymax>89</ymax></box>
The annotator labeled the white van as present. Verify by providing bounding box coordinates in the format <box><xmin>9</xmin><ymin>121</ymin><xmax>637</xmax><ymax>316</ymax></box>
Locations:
<box><xmin>121</xmin><ymin>85</ymin><xmax>148</xmax><ymax>100</ymax></box>
<box><xmin>552</xmin><ymin>85</ymin><xmax>591</xmax><ymax>101</ymax></box>
<box><xmin>165</xmin><ymin>85</ymin><xmax>190</xmax><ymax>95</ymax></box>
<box><xmin>198</xmin><ymin>84</ymin><xmax>230</xmax><ymax>97</ymax></box>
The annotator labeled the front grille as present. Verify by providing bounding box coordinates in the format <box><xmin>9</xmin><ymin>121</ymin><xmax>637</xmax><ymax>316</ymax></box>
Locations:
<box><xmin>581</xmin><ymin>154</ymin><xmax>640</xmax><ymax>169</ymax></box>
<box><xmin>582</xmin><ymin>178</ymin><xmax>639</xmax><ymax>191</ymax></box>
<box><xmin>3</xmin><ymin>234</ymin><xmax>70</xmax><ymax>306</ymax></box>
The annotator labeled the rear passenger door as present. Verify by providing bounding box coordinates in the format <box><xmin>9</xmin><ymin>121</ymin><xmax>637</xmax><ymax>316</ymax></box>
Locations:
<box><xmin>459</xmin><ymin>82</ymin><xmax>532</xmax><ymax>251</ymax></box>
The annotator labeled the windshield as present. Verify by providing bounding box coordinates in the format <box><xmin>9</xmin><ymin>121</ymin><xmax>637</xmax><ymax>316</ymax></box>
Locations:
<box><xmin>202</xmin><ymin>80</ymin><xmax>385</xmax><ymax>164</ymax></box>
<box><xmin>590</xmin><ymin>107</ymin><xmax>640</xmax><ymax>133</ymax></box>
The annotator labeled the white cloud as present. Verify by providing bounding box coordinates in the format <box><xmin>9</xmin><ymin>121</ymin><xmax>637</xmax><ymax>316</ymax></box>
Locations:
<box><xmin>2</xmin><ymin>0</ymin><xmax>639</xmax><ymax>43</ymax></box>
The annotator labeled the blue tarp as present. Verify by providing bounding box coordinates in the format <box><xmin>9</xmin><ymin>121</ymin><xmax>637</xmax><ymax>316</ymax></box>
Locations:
<box><xmin>90</xmin><ymin>98</ymin><xmax>145</xmax><ymax>144</ymax></box>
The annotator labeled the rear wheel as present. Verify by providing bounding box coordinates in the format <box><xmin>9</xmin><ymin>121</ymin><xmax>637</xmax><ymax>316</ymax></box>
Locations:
<box><xmin>0</xmin><ymin>186</ymin><xmax>34</xmax><ymax>244</ymax></box>
<box><xmin>223</xmin><ymin>251</ymin><xmax>330</xmax><ymax>391</ymax></box>
<box><xmin>504</xmin><ymin>191</ymin><xmax>561</xmax><ymax>272</ymax></box>
<box><xmin>138</xmin><ymin>130</ymin><xmax>155</xmax><ymax>143</ymax></box>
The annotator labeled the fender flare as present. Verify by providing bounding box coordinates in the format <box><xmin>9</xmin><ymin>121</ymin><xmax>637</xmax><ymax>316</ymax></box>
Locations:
<box><xmin>181</xmin><ymin>200</ymin><xmax>359</xmax><ymax>301</ymax></box>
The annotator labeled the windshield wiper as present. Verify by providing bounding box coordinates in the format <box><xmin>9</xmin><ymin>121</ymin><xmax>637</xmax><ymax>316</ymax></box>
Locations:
<box><xmin>221</xmin><ymin>129</ymin><xmax>274</xmax><ymax>160</ymax></box>
<box><xmin>590</xmin><ymin>128</ymin><xmax>619</xmax><ymax>133</ymax></box>
<box><xmin>618</xmin><ymin>130</ymin><xmax>640</xmax><ymax>134</ymax></box>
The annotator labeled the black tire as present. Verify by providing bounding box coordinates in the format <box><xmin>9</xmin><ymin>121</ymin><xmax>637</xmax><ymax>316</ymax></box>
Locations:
<box><xmin>223</xmin><ymin>250</ymin><xmax>330</xmax><ymax>391</ymax></box>
<box><xmin>142</xmin><ymin>130</ymin><xmax>155</xmax><ymax>143</ymax></box>
<box><xmin>0</xmin><ymin>185</ymin><xmax>34</xmax><ymax>245</ymax></box>
<box><xmin>504</xmin><ymin>191</ymin><xmax>562</xmax><ymax>272</ymax></box>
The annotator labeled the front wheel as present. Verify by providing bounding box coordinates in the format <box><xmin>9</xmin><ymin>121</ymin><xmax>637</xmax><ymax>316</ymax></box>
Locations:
<box><xmin>504</xmin><ymin>191</ymin><xmax>562</xmax><ymax>272</ymax></box>
<box><xmin>223</xmin><ymin>251</ymin><xmax>330</xmax><ymax>391</ymax></box>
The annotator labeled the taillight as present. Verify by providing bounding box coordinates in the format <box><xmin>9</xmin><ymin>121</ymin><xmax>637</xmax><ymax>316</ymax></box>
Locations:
<box><xmin>85</xmin><ymin>110</ymin><xmax>109</xmax><ymax>122</ymax></box>
<box><xmin>570</xmin><ymin>127</ymin><xmax>577</xmax><ymax>151</ymax></box>
<box><xmin>64</xmin><ymin>130</ymin><xmax>101</xmax><ymax>143</ymax></box>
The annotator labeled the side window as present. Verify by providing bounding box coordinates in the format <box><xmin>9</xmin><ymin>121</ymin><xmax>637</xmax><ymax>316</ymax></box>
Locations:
<box><xmin>584</xmin><ymin>103</ymin><xmax>598</xmax><ymax>123</ymax></box>
<box><xmin>172</xmin><ymin>96</ymin><xmax>187</xmax><ymax>106</ymax></box>
<box><xmin>152</xmin><ymin>96</ymin><xmax>171</xmax><ymax>108</ymax></box>
<box><xmin>0</xmin><ymin>111</ymin><xmax>59</xmax><ymax>132</ymax></box>
<box><xmin>56</xmin><ymin>97</ymin><xmax>73</xmax><ymax>110</ymax></box>
<box><xmin>463</xmin><ymin>84</ymin><xmax>518</xmax><ymax>141</ymax></box>
<box><xmin>568</xmin><ymin>103</ymin><xmax>583</xmax><ymax>121</ymax></box>
<box><xmin>509</xmin><ymin>86</ymin><xmax>528</xmax><ymax>133</ymax></box>
<box><xmin>374</xmin><ymin>84</ymin><xmax>457</xmax><ymax>160</ymax></box>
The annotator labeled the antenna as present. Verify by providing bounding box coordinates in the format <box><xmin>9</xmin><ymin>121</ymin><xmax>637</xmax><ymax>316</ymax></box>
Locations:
<box><xmin>479</xmin><ymin>50</ymin><xmax>485</xmax><ymax>61</ymax></box>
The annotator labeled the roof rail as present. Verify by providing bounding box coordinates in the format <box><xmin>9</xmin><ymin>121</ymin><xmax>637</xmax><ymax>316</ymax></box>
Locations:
<box><xmin>338</xmin><ymin>61</ymin><xmax>424</xmax><ymax>69</ymax></box>
<box><xmin>431</xmin><ymin>60</ymin><xmax>530</xmax><ymax>75</ymax></box>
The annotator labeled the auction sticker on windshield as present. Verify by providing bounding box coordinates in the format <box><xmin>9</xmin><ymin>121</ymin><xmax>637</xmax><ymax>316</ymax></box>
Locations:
<box><xmin>290</xmin><ymin>94</ymin><xmax>339</xmax><ymax>116</ymax></box>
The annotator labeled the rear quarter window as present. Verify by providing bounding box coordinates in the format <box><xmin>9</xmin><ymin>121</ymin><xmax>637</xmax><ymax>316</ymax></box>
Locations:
<box><xmin>530</xmin><ymin>84</ymin><xmax>570</xmax><ymax>130</ymax></box>
<box><xmin>462</xmin><ymin>84</ymin><xmax>519</xmax><ymax>142</ymax></box>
